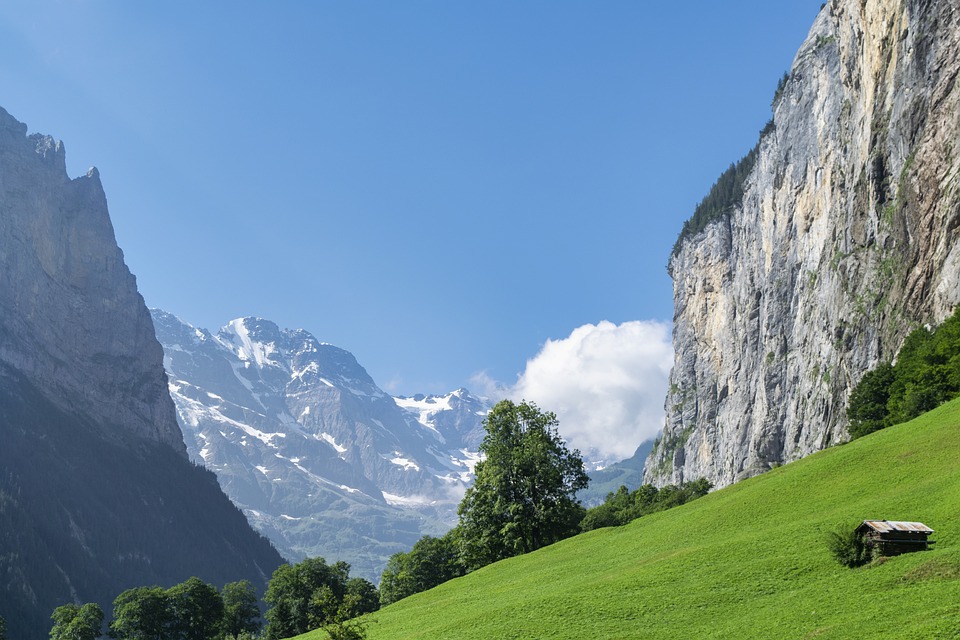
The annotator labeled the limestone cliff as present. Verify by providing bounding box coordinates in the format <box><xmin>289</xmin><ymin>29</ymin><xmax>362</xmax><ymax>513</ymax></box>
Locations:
<box><xmin>0</xmin><ymin>108</ymin><xmax>282</xmax><ymax>640</ymax></box>
<box><xmin>0</xmin><ymin>107</ymin><xmax>184</xmax><ymax>453</ymax></box>
<box><xmin>646</xmin><ymin>0</ymin><xmax>960</xmax><ymax>487</ymax></box>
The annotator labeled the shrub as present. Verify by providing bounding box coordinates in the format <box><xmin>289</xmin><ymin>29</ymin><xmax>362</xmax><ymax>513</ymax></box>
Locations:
<box><xmin>826</xmin><ymin>526</ymin><xmax>871</xmax><ymax>568</ymax></box>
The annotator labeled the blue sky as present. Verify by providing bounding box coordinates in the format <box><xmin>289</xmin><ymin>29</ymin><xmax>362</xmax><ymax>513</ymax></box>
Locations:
<box><xmin>2</xmin><ymin>2</ymin><xmax>820</xmax><ymax>431</ymax></box>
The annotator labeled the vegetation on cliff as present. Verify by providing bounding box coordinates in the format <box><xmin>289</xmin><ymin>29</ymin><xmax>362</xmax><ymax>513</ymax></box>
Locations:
<box><xmin>670</xmin><ymin>71</ymin><xmax>789</xmax><ymax>260</ymax></box>
<box><xmin>848</xmin><ymin>308</ymin><xmax>960</xmax><ymax>439</ymax></box>
<box><xmin>670</xmin><ymin>146</ymin><xmax>759</xmax><ymax>259</ymax></box>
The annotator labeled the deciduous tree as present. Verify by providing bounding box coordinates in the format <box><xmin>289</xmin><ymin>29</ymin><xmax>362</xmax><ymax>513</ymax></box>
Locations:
<box><xmin>109</xmin><ymin>586</ymin><xmax>171</xmax><ymax>640</ymax></box>
<box><xmin>49</xmin><ymin>603</ymin><xmax>103</xmax><ymax>640</ymax></box>
<box><xmin>457</xmin><ymin>400</ymin><xmax>588</xmax><ymax>570</ymax></box>
<box><xmin>264</xmin><ymin>557</ymin><xmax>377</xmax><ymax>640</ymax></box>
<box><xmin>221</xmin><ymin>580</ymin><xmax>261</xmax><ymax>639</ymax></box>
<box><xmin>166</xmin><ymin>577</ymin><xmax>223</xmax><ymax>640</ymax></box>
<box><xmin>379</xmin><ymin>531</ymin><xmax>464</xmax><ymax>605</ymax></box>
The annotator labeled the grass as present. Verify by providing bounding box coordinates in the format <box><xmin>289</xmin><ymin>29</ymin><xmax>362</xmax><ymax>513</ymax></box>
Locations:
<box><xmin>296</xmin><ymin>398</ymin><xmax>960</xmax><ymax>639</ymax></box>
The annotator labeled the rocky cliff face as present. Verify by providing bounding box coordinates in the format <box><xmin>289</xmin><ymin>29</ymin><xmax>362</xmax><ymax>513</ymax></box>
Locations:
<box><xmin>0</xmin><ymin>107</ymin><xmax>183</xmax><ymax>453</ymax></box>
<box><xmin>646</xmin><ymin>0</ymin><xmax>960</xmax><ymax>487</ymax></box>
<box><xmin>0</xmin><ymin>108</ymin><xmax>282</xmax><ymax>640</ymax></box>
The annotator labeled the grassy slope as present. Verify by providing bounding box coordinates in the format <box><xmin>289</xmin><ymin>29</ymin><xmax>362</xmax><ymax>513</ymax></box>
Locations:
<box><xmin>301</xmin><ymin>399</ymin><xmax>960</xmax><ymax>639</ymax></box>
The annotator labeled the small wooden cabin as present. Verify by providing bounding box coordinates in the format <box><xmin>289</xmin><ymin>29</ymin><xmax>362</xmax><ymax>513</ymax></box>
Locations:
<box><xmin>856</xmin><ymin>520</ymin><xmax>934</xmax><ymax>557</ymax></box>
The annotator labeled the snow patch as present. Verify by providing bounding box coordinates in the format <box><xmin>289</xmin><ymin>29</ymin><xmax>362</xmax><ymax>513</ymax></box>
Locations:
<box><xmin>393</xmin><ymin>394</ymin><xmax>454</xmax><ymax>440</ymax></box>
<box><xmin>319</xmin><ymin>433</ymin><xmax>347</xmax><ymax>453</ymax></box>
<box><xmin>452</xmin><ymin>449</ymin><xmax>482</xmax><ymax>473</ymax></box>
<box><xmin>292</xmin><ymin>362</ymin><xmax>319</xmax><ymax>380</ymax></box>
<box><xmin>387</xmin><ymin>453</ymin><xmax>421</xmax><ymax>472</ymax></box>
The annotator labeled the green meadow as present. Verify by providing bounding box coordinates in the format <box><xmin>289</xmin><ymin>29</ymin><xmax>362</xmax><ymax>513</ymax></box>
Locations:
<box><xmin>297</xmin><ymin>397</ymin><xmax>960</xmax><ymax>639</ymax></box>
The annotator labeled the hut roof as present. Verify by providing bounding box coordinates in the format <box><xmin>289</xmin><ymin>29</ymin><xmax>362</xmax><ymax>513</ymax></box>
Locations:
<box><xmin>857</xmin><ymin>520</ymin><xmax>933</xmax><ymax>534</ymax></box>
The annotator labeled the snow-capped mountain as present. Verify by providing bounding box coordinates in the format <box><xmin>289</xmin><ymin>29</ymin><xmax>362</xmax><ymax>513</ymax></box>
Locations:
<box><xmin>151</xmin><ymin>310</ymin><xmax>491</xmax><ymax>581</ymax></box>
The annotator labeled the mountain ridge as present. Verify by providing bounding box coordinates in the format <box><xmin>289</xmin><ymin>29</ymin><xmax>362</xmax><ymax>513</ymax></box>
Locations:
<box><xmin>153</xmin><ymin>310</ymin><xmax>493</xmax><ymax>581</ymax></box>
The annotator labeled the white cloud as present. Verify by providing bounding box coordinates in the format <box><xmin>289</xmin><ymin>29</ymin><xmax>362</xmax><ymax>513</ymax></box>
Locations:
<box><xmin>502</xmin><ymin>320</ymin><xmax>673</xmax><ymax>462</ymax></box>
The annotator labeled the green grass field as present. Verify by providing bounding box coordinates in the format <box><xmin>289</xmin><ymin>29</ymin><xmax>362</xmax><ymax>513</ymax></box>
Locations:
<box><xmin>298</xmin><ymin>398</ymin><xmax>960</xmax><ymax>639</ymax></box>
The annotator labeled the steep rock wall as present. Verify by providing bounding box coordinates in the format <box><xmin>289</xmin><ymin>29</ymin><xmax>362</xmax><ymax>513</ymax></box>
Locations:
<box><xmin>0</xmin><ymin>107</ymin><xmax>184</xmax><ymax>453</ymax></box>
<box><xmin>646</xmin><ymin>0</ymin><xmax>960</xmax><ymax>487</ymax></box>
<box><xmin>0</xmin><ymin>108</ymin><xmax>283</xmax><ymax>640</ymax></box>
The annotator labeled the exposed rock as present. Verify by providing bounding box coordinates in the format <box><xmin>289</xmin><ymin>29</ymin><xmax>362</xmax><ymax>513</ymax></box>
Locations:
<box><xmin>0</xmin><ymin>108</ymin><xmax>282</xmax><ymax>640</ymax></box>
<box><xmin>0</xmin><ymin>107</ymin><xmax>183</xmax><ymax>453</ymax></box>
<box><xmin>646</xmin><ymin>0</ymin><xmax>960</xmax><ymax>487</ymax></box>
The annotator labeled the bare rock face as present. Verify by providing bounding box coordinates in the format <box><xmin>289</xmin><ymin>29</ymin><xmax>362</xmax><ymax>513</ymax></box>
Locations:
<box><xmin>646</xmin><ymin>0</ymin><xmax>960</xmax><ymax>487</ymax></box>
<box><xmin>0</xmin><ymin>108</ymin><xmax>283</xmax><ymax>640</ymax></box>
<box><xmin>0</xmin><ymin>107</ymin><xmax>184</xmax><ymax>454</ymax></box>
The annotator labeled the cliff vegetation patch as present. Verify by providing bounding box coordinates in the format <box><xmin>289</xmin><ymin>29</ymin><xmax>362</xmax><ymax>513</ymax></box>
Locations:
<box><xmin>847</xmin><ymin>307</ymin><xmax>960</xmax><ymax>439</ymax></box>
<box><xmin>670</xmin><ymin>71</ymin><xmax>789</xmax><ymax>260</ymax></box>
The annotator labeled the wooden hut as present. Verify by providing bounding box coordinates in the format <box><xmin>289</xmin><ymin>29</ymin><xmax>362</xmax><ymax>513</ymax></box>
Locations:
<box><xmin>855</xmin><ymin>520</ymin><xmax>934</xmax><ymax>557</ymax></box>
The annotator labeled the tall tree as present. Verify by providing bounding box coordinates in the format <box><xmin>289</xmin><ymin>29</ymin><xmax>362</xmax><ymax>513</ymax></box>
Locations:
<box><xmin>109</xmin><ymin>586</ymin><xmax>171</xmax><ymax>640</ymax></box>
<box><xmin>457</xmin><ymin>400</ymin><xmax>588</xmax><ymax>570</ymax></box>
<box><xmin>221</xmin><ymin>580</ymin><xmax>261</xmax><ymax>639</ymax></box>
<box><xmin>49</xmin><ymin>603</ymin><xmax>104</xmax><ymax>640</ymax></box>
<box><xmin>166</xmin><ymin>577</ymin><xmax>224</xmax><ymax>640</ymax></box>
<box><xmin>0</xmin><ymin>615</ymin><xmax>6</xmax><ymax>640</ymax></box>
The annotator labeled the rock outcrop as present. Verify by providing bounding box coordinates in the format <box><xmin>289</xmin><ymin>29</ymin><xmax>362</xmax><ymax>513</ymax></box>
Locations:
<box><xmin>646</xmin><ymin>0</ymin><xmax>960</xmax><ymax>487</ymax></box>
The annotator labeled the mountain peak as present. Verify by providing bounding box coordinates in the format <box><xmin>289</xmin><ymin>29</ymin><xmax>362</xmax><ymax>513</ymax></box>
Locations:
<box><xmin>153</xmin><ymin>309</ymin><xmax>494</xmax><ymax>580</ymax></box>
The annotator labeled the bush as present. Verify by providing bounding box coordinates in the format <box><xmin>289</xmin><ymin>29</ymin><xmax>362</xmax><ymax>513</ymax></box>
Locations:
<box><xmin>826</xmin><ymin>526</ymin><xmax>871</xmax><ymax>568</ymax></box>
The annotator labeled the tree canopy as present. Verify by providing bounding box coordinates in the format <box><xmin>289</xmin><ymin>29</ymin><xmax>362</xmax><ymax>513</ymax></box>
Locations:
<box><xmin>166</xmin><ymin>577</ymin><xmax>224</xmax><ymax>640</ymax></box>
<box><xmin>263</xmin><ymin>557</ymin><xmax>378</xmax><ymax>640</ymax></box>
<box><xmin>109</xmin><ymin>586</ymin><xmax>171</xmax><ymax>640</ymax></box>
<box><xmin>49</xmin><ymin>603</ymin><xmax>103</xmax><ymax>640</ymax></box>
<box><xmin>457</xmin><ymin>400</ymin><xmax>589</xmax><ymax>571</ymax></box>
<box><xmin>220</xmin><ymin>580</ymin><xmax>261</xmax><ymax>639</ymax></box>
<box><xmin>580</xmin><ymin>479</ymin><xmax>712</xmax><ymax>531</ymax></box>
<box><xmin>106</xmin><ymin>578</ymin><xmax>250</xmax><ymax>640</ymax></box>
